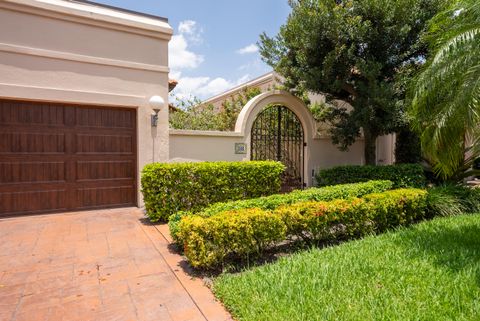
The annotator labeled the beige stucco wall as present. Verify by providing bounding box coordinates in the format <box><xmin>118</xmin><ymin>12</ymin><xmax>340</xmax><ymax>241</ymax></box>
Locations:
<box><xmin>169</xmin><ymin>130</ymin><xmax>245</xmax><ymax>162</ymax></box>
<box><xmin>309</xmin><ymin>138</ymin><xmax>365</xmax><ymax>176</ymax></box>
<box><xmin>0</xmin><ymin>0</ymin><xmax>172</xmax><ymax>206</ymax></box>
<box><xmin>169</xmin><ymin>91</ymin><xmax>395</xmax><ymax>187</ymax></box>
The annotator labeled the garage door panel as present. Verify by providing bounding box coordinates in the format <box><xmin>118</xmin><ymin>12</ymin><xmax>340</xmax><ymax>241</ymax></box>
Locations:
<box><xmin>76</xmin><ymin>107</ymin><xmax>135</xmax><ymax>129</ymax></box>
<box><xmin>76</xmin><ymin>186</ymin><xmax>135</xmax><ymax>209</ymax></box>
<box><xmin>75</xmin><ymin>134</ymin><xmax>134</xmax><ymax>155</ymax></box>
<box><xmin>0</xmin><ymin>190</ymin><xmax>68</xmax><ymax>214</ymax></box>
<box><xmin>76</xmin><ymin>160</ymin><xmax>134</xmax><ymax>181</ymax></box>
<box><xmin>0</xmin><ymin>132</ymin><xmax>66</xmax><ymax>154</ymax></box>
<box><xmin>0</xmin><ymin>102</ymin><xmax>66</xmax><ymax>126</ymax></box>
<box><xmin>0</xmin><ymin>161</ymin><xmax>66</xmax><ymax>184</ymax></box>
<box><xmin>0</xmin><ymin>100</ymin><xmax>137</xmax><ymax>217</ymax></box>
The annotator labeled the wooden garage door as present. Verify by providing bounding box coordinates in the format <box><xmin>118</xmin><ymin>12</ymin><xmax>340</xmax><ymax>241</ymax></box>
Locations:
<box><xmin>0</xmin><ymin>100</ymin><xmax>137</xmax><ymax>217</ymax></box>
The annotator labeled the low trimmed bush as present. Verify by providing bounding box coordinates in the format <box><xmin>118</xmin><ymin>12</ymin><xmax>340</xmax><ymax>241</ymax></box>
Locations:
<box><xmin>316</xmin><ymin>164</ymin><xmax>426</xmax><ymax>188</ymax></box>
<box><xmin>200</xmin><ymin>180</ymin><xmax>394</xmax><ymax>216</ymax></box>
<box><xmin>178</xmin><ymin>209</ymin><xmax>287</xmax><ymax>268</ymax></box>
<box><xmin>275</xmin><ymin>198</ymin><xmax>372</xmax><ymax>242</ymax></box>
<box><xmin>169</xmin><ymin>180</ymin><xmax>394</xmax><ymax>243</ymax></box>
<box><xmin>277</xmin><ymin>188</ymin><xmax>427</xmax><ymax>243</ymax></box>
<box><xmin>141</xmin><ymin>161</ymin><xmax>285</xmax><ymax>222</ymax></box>
<box><xmin>179</xmin><ymin>188</ymin><xmax>427</xmax><ymax>268</ymax></box>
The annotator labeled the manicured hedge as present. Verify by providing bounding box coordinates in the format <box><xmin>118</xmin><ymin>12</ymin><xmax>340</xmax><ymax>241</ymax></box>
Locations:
<box><xmin>316</xmin><ymin>164</ymin><xmax>426</xmax><ymax>188</ymax></box>
<box><xmin>179</xmin><ymin>209</ymin><xmax>286</xmax><ymax>268</ymax></box>
<box><xmin>201</xmin><ymin>180</ymin><xmax>394</xmax><ymax>216</ymax></box>
<box><xmin>277</xmin><ymin>189</ymin><xmax>427</xmax><ymax>242</ymax></box>
<box><xmin>141</xmin><ymin>161</ymin><xmax>285</xmax><ymax>222</ymax></box>
<box><xmin>169</xmin><ymin>180</ymin><xmax>394</xmax><ymax>243</ymax></box>
<box><xmin>178</xmin><ymin>188</ymin><xmax>427</xmax><ymax>268</ymax></box>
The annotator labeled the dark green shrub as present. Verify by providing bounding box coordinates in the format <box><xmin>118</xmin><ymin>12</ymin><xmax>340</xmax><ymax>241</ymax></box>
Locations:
<box><xmin>179</xmin><ymin>188</ymin><xmax>427</xmax><ymax>268</ymax></box>
<box><xmin>141</xmin><ymin>161</ymin><xmax>285</xmax><ymax>222</ymax></box>
<box><xmin>426</xmin><ymin>184</ymin><xmax>480</xmax><ymax>217</ymax></box>
<box><xmin>395</xmin><ymin>127</ymin><xmax>422</xmax><ymax>164</ymax></box>
<box><xmin>169</xmin><ymin>180</ymin><xmax>394</xmax><ymax>243</ymax></box>
<box><xmin>316</xmin><ymin>164</ymin><xmax>426</xmax><ymax>188</ymax></box>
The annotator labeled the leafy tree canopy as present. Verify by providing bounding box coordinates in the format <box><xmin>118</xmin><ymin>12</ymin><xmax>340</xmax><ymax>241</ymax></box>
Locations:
<box><xmin>169</xmin><ymin>87</ymin><xmax>261</xmax><ymax>131</ymax></box>
<box><xmin>260</xmin><ymin>0</ymin><xmax>445</xmax><ymax>164</ymax></box>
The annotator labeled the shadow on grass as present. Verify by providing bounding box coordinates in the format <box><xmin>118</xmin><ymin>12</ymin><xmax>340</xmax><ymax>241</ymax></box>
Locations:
<box><xmin>399</xmin><ymin>216</ymin><xmax>480</xmax><ymax>285</ymax></box>
<box><xmin>167</xmin><ymin>238</ymin><xmax>346</xmax><ymax>279</ymax></box>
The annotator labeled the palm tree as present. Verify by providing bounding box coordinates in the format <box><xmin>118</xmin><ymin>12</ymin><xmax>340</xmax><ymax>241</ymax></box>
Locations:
<box><xmin>410</xmin><ymin>0</ymin><xmax>480</xmax><ymax>180</ymax></box>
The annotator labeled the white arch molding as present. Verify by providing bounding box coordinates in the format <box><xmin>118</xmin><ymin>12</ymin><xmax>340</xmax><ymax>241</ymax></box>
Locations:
<box><xmin>234</xmin><ymin>90</ymin><xmax>317</xmax><ymax>186</ymax></box>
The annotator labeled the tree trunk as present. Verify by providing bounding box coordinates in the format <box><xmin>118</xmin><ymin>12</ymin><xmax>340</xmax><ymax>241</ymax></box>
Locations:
<box><xmin>364</xmin><ymin>129</ymin><xmax>377</xmax><ymax>165</ymax></box>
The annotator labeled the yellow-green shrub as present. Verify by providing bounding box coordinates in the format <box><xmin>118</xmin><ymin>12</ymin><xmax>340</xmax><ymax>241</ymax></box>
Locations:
<box><xmin>169</xmin><ymin>180</ymin><xmax>393</xmax><ymax>243</ymax></box>
<box><xmin>277</xmin><ymin>188</ymin><xmax>427</xmax><ymax>243</ymax></box>
<box><xmin>363</xmin><ymin>188</ymin><xmax>428</xmax><ymax>230</ymax></box>
<box><xmin>178</xmin><ymin>209</ymin><xmax>286</xmax><ymax>268</ymax></box>
<box><xmin>275</xmin><ymin>198</ymin><xmax>373</xmax><ymax>242</ymax></box>
<box><xmin>179</xmin><ymin>188</ymin><xmax>428</xmax><ymax>268</ymax></box>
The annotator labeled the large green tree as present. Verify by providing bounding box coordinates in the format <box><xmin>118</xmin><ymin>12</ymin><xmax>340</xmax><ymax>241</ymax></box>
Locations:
<box><xmin>410</xmin><ymin>0</ymin><xmax>480</xmax><ymax>180</ymax></box>
<box><xmin>260</xmin><ymin>0</ymin><xmax>444</xmax><ymax>164</ymax></box>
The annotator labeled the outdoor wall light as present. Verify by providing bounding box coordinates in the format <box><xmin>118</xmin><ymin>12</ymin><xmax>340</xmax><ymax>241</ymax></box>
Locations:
<box><xmin>149</xmin><ymin>95</ymin><xmax>165</xmax><ymax>127</ymax></box>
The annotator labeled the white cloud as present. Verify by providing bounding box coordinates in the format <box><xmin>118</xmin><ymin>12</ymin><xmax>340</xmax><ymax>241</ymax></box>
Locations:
<box><xmin>169</xmin><ymin>70</ymin><xmax>182</xmax><ymax>81</ymax></box>
<box><xmin>169</xmin><ymin>20</ymin><xmax>204</xmax><ymax>76</ymax></box>
<box><xmin>172</xmin><ymin>74</ymin><xmax>251</xmax><ymax>100</ymax></box>
<box><xmin>168</xmin><ymin>21</ymin><xmax>259</xmax><ymax>101</ymax></box>
<box><xmin>179</xmin><ymin>20</ymin><xmax>196</xmax><ymax>35</ymax></box>
<box><xmin>169</xmin><ymin>34</ymin><xmax>204</xmax><ymax>70</ymax></box>
<box><xmin>178</xmin><ymin>20</ymin><xmax>203</xmax><ymax>44</ymax></box>
<box><xmin>237</xmin><ymin>44</ymin><xmax>259</xmax><ymax>55</ymax></box>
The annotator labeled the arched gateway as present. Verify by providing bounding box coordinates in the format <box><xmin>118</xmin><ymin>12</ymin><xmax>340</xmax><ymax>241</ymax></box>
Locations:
<box><xmin>235</xmin><ymin>90</ymin><xmax>317</xmax><ymax>191</ymax></box>
<box><xmin>251</xmin><ymin>105</ymin><xmax>304</xmax><ymax>191</ymax></box>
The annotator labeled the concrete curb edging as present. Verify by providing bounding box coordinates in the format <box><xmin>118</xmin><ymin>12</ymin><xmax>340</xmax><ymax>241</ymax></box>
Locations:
<box><xmin>137</xmin><ymin>213</ymin><xmax>233</xmax><ymax>321</ymax></box>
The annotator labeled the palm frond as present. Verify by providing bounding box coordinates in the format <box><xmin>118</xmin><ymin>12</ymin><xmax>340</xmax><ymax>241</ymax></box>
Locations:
<box><xmin>409</xmin><ymin>0</ymin><xmax>480</xmax><ymax>180</ymax></box>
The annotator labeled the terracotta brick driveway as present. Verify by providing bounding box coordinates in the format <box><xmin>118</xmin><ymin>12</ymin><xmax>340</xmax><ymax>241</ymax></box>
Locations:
<box><xmin>0</xmin><ymin>208</ymin><xmax>231</xmax><ymax>321</ymax></box>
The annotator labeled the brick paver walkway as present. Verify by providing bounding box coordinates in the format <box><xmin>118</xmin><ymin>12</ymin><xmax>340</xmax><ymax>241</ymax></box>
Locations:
<box><xmin>0</xmin><ymin>208</ymin><xmax>231</xmax><ymax>321</ymax></box>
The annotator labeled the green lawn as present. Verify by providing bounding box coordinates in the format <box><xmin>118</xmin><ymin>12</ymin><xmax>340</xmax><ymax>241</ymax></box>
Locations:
<box><xmin>213</xmin><ymin>214</ymin><xmax>480</xmax><ymax>321</ymax></box>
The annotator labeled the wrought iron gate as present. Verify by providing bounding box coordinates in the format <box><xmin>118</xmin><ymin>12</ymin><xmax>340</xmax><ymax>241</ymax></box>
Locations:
<box><xmin>251</xmin><ymin>105</ymin><xmax>304</xmax><ymax>192</ymax></box>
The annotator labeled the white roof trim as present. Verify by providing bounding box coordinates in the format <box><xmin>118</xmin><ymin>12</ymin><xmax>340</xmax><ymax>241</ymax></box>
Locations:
<box><xmin>1</xmin><ymin>0</ymin><xmax>173</xmax><ymax>39</ymax></box>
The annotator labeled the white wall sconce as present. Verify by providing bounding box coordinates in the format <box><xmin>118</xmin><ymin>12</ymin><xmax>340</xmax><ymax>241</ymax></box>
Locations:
<box><xmin>149</xmin><ymin>95</ymin><xmax>165</xmax><ymax>127</ymax></box>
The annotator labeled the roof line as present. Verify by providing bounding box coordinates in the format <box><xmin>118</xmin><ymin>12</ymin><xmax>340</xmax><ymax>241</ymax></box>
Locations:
<box><xmin>202</xmin><ymin>71</ymin><xmax>276</xmax><ymax>103</ymax></box>
<box><xmin>66</xmin><ymin>0</ymin><xmax>168</xmax><ymax>22</ymax></box>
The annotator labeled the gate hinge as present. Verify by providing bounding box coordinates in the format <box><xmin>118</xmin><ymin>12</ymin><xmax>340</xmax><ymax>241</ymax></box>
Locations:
<box><xmin>303</xmin><ymin>142</ymin><xmax>307</xmax><ymax>147</ymax></box>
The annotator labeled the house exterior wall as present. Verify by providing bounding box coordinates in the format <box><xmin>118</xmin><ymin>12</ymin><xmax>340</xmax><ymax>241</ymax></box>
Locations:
<box><xmin>169</xmin><ymin>130</ymin><xmax>368</xmax><ymax>187</ymax></box>
<box><xmin>0</xmin><ymin>0</ymin><xmax>172</xmax><ymax>206</ymax></box>
<box><xmin>169</xmin><ymin>128</ymin><xmax>393</xmax><ymax>187</ymax></box>
<box><xmin>169</xmin><ymin>130</ymin><xmax>245</xmax><ymax>162</ymax></box>
<box><xmin>170</xmin><ymin>91</ymin><xmax>394</xmax><ymax>187</ymax></box>
<box><xmin>309</xmin><ymin>138</ymin><xmax>365</xmax><ymax>175</ymax></box>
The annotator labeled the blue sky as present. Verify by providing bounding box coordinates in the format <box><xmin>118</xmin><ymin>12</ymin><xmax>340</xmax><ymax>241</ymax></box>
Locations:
<box><xmin>95</xmin><ymin>0</ymin><xmax>291</xmax><ymax>100</ymax></box>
